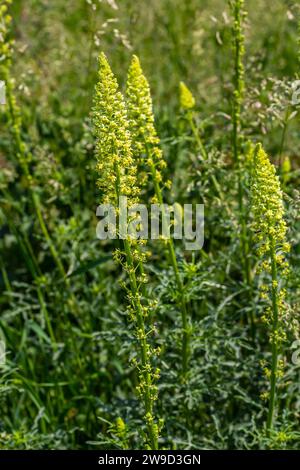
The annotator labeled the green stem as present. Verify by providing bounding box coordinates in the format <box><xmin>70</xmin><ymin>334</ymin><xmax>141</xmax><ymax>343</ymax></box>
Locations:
<box><xmin>149</xmin><ymin>160</ymin><xmax>190</xmax><ymax>377</ymax></box>
<box><xmin>32</xmin><ymin>192</ymin><xmax>66</xmax><ymax>280</ymax></box>
<box><xmin>5</xmin><ymin>74</ymin><xmax>81</xmax><ymax>327</ymax></box>
<box><xmin>1</xmin><ymin>203</ymin><xmax>57</xmax><ymax>349</ymax></box>
<box><xmin>188</xmin><ymin>114</ymin><xmax>208</xmax><ymax>160</ymax></box>
<box><xmin>5</xmin><ymin>75</ymin><xmax>68</xmax><ymax>283</ymax></box>
<box><xmin>231</xmin><ymin>1</ymin><xmax>254</xmax><ymax>335</ymax></box>
<box><xmin>114</xmin><ymin>162</ymin><xmax>158</xmax><ymax>449</ymax></box>
<box><xmin>267</xmin><ymin>240</ymin><xmax>279</xmax><ymax>434</ymax></box>
<box><xmin>278</xmin><ymin>107</ymin><xmax>290</xmax><ymax>167</ymax></box>
<box><xmin>1</xmin><ymin>189</ymin><xmax>83</xmax><ymax>373</ymax></box>
<box><xmin>188</xmin><ymin>113</ymin><xmax>233</xmax><ymax>220</ymax></box>
<box><xmin>0</xmin><ymin>254</ymin><xmax>12</xmax><ymax>293</ymax></box>
<box><xmin>123</xmin><ymin>239</ymin><xmax>158</xmax><ymax>450</ymax></box>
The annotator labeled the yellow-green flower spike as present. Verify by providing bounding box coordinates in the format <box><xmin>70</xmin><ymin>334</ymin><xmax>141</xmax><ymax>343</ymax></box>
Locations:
<box><xmin>179</xmin><ymin>81</ymin><xmax>196</xmax><ymax>110</ymax></box>
<box><xmin>250</xmin><ymin>143</ymin><xmax>293</xmax><ymax>434</ymax></box>
<box><xmin>251</xmin><ymin>143</ymin><xmax>287</xmax><ymax>258</ymax></box>
<box><xmin>126</xmin><ymin>55</ymin><xmax>165</xmax><ymax>174</ymax></box>
<box><xmin>93</xmin><ymin>52</ymin><xmax>139</xmax><ymax>206</ymax></box>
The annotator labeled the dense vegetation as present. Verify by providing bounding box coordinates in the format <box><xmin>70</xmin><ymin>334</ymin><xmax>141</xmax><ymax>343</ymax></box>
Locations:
<box><xmin>0</xmin><ymin>0</ymin><xmax>300</xmax><ymax>450</ymax></box>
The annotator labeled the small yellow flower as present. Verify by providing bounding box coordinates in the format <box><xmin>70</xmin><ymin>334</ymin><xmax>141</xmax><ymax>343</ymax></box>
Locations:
<box><xmin>179</xmin><ymin>81</ymin><xmax>196</xmax><ymax>110</ymax></box>
<box><xmin>0</xmin><ymin>1</ymin><xmax>13</xmax><ymax>69</ymax></box>
<box><xmin>115</xmin><ymin>417</ymin><xmax>126</xmax><ymax>436</ymax></box>
<box><xmin>263</xmin><ymin>367</ymin><xmax>271</xmax><ymax>379</ymax></box>
<box><xmin>281</xmin><ymin>156</ymin><xmax>291</xmax><ymax>184</ymax></box>
<box><xmin>260</xmin><ymin>391</ymin><xmax>269</xmax><ymax>401</ymax></box>
<box><xmin>276</xmin><ymin>431</ymin><xmax>288</xmax><ymax>443</ymax></box>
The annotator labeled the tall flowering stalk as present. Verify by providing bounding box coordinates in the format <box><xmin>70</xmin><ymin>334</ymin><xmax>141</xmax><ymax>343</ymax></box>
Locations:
<box><xmin>0</xmin><ymin>0</ymin><xmax>58</xmax><ymax>347</ymax></box>
<box><xmin>250</xmin><ymin>144</ymin><xmax>291</xmax><ymax>434</ymax></box>
<box><xmin>230</xmin><ymin>0</ymin><xmax>245</xmax><ymax>165</ymax></box>
<box><xmin>0</xmin><ymin>0</ymin><xmax>68</xmax><ymax>283</ymax></box>
<box><xmin>126</xmin><ymin>55</ymin><xmax>191</xmax><ymax>379</ymax></box>
<box><xmin>229</xmin><ymin>0</ymin><xmax>252</xmax><ymax>290</ymax></box>
<box><xmin>0</xmin><ymin>1</ymin><xmax>13</xmax><ymax>296</ymax></box>
<box><xmin>93</xmin><ymin>53</ymin><xmax>160</xmax><ymax>449</ymax></box>
<box><xmin>179</xmin><ymin>81</ymin><xmax>208</xmax><ymax>160</ymax></box>
<box><xmin>179</xmin><ymin>81</ymin><xmax>231</xmax><ymax>212</ymax></box>
<box><xmin>179</xmin><ymin>81</ymin><xmax>208</xmax><ymax>161</ymax></box>
<box><xmin>0</xmin><ymin>1</ymin><xmax>86</xmax><ymax>368</ymax></box>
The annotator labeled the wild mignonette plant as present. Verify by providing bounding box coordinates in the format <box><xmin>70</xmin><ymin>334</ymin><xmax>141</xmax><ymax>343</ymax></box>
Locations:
<box><xmin>126</xmin><ymin>55</ymin><xmax>191</xmax><ymax>379</ymax></box>
<box><xmin>229</xmin><ymin>0</ymin><xmax>245</xmax><ymax>164</ymax></box>
<box><xmin>0</xmin><ymin>1</ymin><xmax>83</xmax><ymax>363</ymax></box>
<box><xmin>179</xmin><ymin>81</ymin><xmax>207</xmax><ymax>160</ymax></box>
<box><xmin>92</xmin><ymin>52</ymin><xmax>161</xmax><ymax>449</ymax></box>
<box><xmin>178</xmin><ymin>81</ymin><xmax>229</xmax><ymax>211</ymax></box>
<box><xmin>0</xmin><ymin>0</ymin><xmax>58</xmax><ymax>347</ymax></box>
<box><xmin>250</xmin><ymin>143</ymin><xmax>294</xmax><ymax>435</ymax></box>
<box><xmin>229</xmin><ymin>0</ymin><xmax>252</xmax><ymax>287</ymax></box>
<box><xmin>0</xmin><ymin>0</ymin><xmax>69</xmax><ymax>287</ymax></box>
